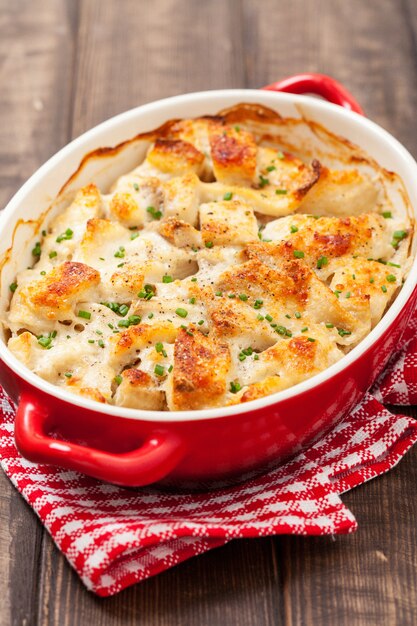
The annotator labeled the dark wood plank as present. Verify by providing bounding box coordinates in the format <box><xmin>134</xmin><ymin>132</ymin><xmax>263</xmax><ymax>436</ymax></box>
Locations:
<box><xmin>70</xmin><ymin>0</ymin><xmax>245</xmax><ymax>136</ymax></box>
<box><xmin>39</xmin><ymin>535</ymin><xmax>280</xmax><ymax>626</ymax></box>
<box><xmin>0</xmin><ymin>2</ymin><xmax>79</xmax><ymax>625</ymax></box>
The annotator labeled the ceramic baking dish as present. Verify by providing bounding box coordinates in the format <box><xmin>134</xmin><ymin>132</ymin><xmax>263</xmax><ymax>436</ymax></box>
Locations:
<box><xmin>0</xmin><ymin>74</ymin><xmax>416</xmax><ymax>488</ymax></box>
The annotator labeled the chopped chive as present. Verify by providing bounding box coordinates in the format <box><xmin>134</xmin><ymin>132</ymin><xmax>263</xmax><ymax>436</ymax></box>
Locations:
<box><xmin>42</xmin><ymin>230</ymin><xmax>47</xmax><ymax>237</ymax></box>
<box><xmin>191</xmin><ymin>277</ymin><xmax>197</xmax><ymax>282</ymax></box>
<box><xmin>64</xmin><ymin>372</ymin><xmax>72</xmax><ymax>378</ymax></box>
<box><xmin>265</xmin><ymin>314</ymin><xmax>273</xmax><ymax>322</ymax></box>
<box><xmin>285</xmin><ymin>314</ymin><xmax>291</xmax><ymax>319</ymax></box>
<box><xmin>205</xmin><ymin>241</ymin><xmax>214</xmax><ymax>248</ymax></box>
<box><xmin>108</xmin><ymin>323</ymin><xmax>114</xmax><ymax>329</ymax></box>
<box><xmin>56</xmin><ymin>228</ymin><xmax>73</xmax><ymax>243</ymax></box>
<box><xmin>114</xmin><ymin>375</ymin><xmax>123</xmax><ymax>385</ymax></box>
<box><xmin>88</xmin><ymin>339</ymin><xmax>95</xmax><ymax>344</ymax></box>
<box><xmin>345</xmin><ymin>292</ymin><xmax>351</xmax><ymax>299</ymax></box>
<box><xmin>32</xmin><ymin>242</ymin><xmax>41</xmax><ymax>257</ymax></box>
<box><xmin>301</xmin><ymin>327</ymin><xmax>308</xmax><ymax>332</ymax></box>
<box><xmin>370</xmin><ymin>277</ymin><xmax>375</xmax><ymax>284</ymax></box>
<box><xmin>352</xmin><ymin>274</ymin><xmax>356</xmax><ymax>280</ymax></box>
<box><xmin>147</xmin><ymin>206</ymin><xmax>162</xmax><ymax>220</ymax></box>
<box><xmin>168</xmin><ymin>365</ymin><xmax>173</xmax><ymax>373</ymax></box>
<box><xmin>131</xmin><ymin>231</ymin><xmax>140</xmax><ymax>240</ymax></box>
<box><xmin>387</xmin><ymin>262</ymin><xmax>401</xmax><ymax>268</ymax></box>
<box><xmin>155</xmin><ymin>342</ymin><xmax>164</xmax><ymax>353</ymax></box>
<box><xmin>215</xmin><ymin>291</ymin><xmax>223</xmax><ymax>297</ymax></box>
<box><xmin>290</xmin><ymin>225</ymin><xmax>298</xmax><ymax>233</ymax></box>
<box><xmin>239</xmin><ymin>354</ymin><xmax>246</xmax><ymax>361</ymax></box>
<box><xmin>259</xmin><ymin>175</ymin><xmax>269</xmax><ymax>188</ymax></box>
<box><xmin>176</xmin><ymin>308</ymin><xmax>188</xmax><ymax>318</ymax></box>
<box><xmin>266</xmin><ymin>165</ymin><xmax>276</xmax><ymax>172</ymax></box>
<box><xmin>386</xmin><ymin>274</ymin><xmax>396</xmax><ymax>282</ymax></box>
<box><xmin>254</xmin><ymin>299</ymin><xmax>263</xmax><ymax>309</ymax></box>
<box><xmin>118</xmin><ymin>319</ymin><xmax>130</xmax><ymax>328</ymax></box>
<box><xmin>230</xmin><ymin>381</ymin><xmax>242</xmax><ymax>394</ymax></box>
<box><xmin>9</xmin><ymin>282</ymin><xmax>17</xmax><ymax>293</ymax></box>
<box><xmin>198</xmin><ymin>319</ymin><xmax>204</xmax><ymax>325</ymax></box>
<box><xmin>148</xmin><ymin>313</ymin><xmax>154</xmax><ymax>319</ymax></box>
<box><xmin>118</xmin><ymin>304</ymin><xmax>129</xmax><ymax>316</ymax></box>
<box><xmin>114</xmin><ymin>246</ymin><xmax>125</xmax><ymax>258</ymax></box>
<box><xmin>277</xmin><ymin>151</ymin><xmax>285</xmax><ymax>159</ymax></box>
<box><xmin>128</xmin><ymin>315</ymin><xmax>141</xmax><ymax>326</ymax></box>
<box><xmin>381</xmin><ymin>285</ymin><xmax>388</xmax><ymax>293</ymax></box>
<box><xmin>37</xmin><ymin>336</ymin><xmax>52</xmax><ymax>348</ymax></box>
<box><xmin>98</xmin><ymin>339</ymin><xmax>105</xmax><ymax>348</ymax></box>
<box><xmin>95</xmin><ymin>330</ymin><xmax>103</xmax><ymax>336</ymax></box>
<box><xmin>307</xmin><ymin>337</ymin><xmax>316</xmax><ymax>342</ymax></box>
<box><xmin>77</xmin><ymin>310</ymin><xmax>91</xmax><ymax>320</ymax></box>
<box><xmin>40</xmin><ymin>271</ymin><xmax>46</xmax><ymax>275</ymax></box>
<box><xmin>133</xmin><ymin>183</ymin><xmax>140</xmax><ymax>191</ymax></box>
<box><xmin>138</xmin><ymin>285</ymin><xmax>154</xmax><ymax>300</ymax></box>
<box><xmin>382</xmin><ymin>211</ymin><xmax>392</xmax><ymax>218</ymax></box>
<box><xmin>162</xmin><ymin>275</ymin><xmax>173</xmax><ymax>283</ymax></box>
<box><xmin>334</xmin><ymin>290</ymin><xmax>341</xmax><ymax>298</ymax></box>
<box><xmin>99</xmin><ymin>257</ymin><xmax>105</xmax><ymax>261</ymax></box>
<box><xmin>257</xmin><ymin>314</ymin><xmax>264</xmax><ymax>321</ymax></box>
<box><xmin>238</xmin><ymin>294</ymin><xmax>248</xmax><ymax>301</ymax></box>
<box><xmin>275</xmin><ymin>189</ymin><xmax>287</xmax><ymax>195</ymax></box>
<box><xmin>223</xmin><ymin>192</ymin><xmax>233</xmax><ymax>201</ymax></box>
<box><xmin>228</xmin><ymin>293</ymin><xmax>236</xmax><ymax>298</ymax></box>
<box><xmin>254</xmin><ymin>354</ymin><xmax>259</xmax><ymax>360</ymax></box>
<box><xmin>337</xmin><ymin>328</ymin><xmax>352</xmax><ymax>337</ymax></box>
<box><xmin>295</xmin><ymin>311</ymin><xmax>301</xmax><ymax>319</ymax></box>
<box><xmin>49</xmin><ymin>250</ymin><xmax>57</xmax><ymax>259</ymax></box>
<box><xmin>317</xmin><ymin>256</ymin><xmax>328</xmax><ymax>269</ymax></box>
<box><xmin>325</xmin><ymin>323</ymin><xmax>334</xmax><ymax>329</ymax></box>
<box><xmin>391</xmin><ymin>230</ymin><xmax>408</xmax><ymax>248</ymax></box>
<box><xmin>154</xmin><ymin>364</ymin><xmax>165</xmax><ymax>377</ymax></box>
<box><xmin>189</xmin><ymin>297</ymin><xmax>196</xmax><ymax>304</ymax></box>
<box><xmin>293</xmin><ymin>250</ymin><xmax>305</xmax><ymax>259</ymax></box>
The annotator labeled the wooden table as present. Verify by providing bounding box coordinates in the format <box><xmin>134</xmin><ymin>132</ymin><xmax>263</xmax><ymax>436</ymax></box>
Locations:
<box><xmin>1</xmin><ymin>1</ymin><xmax>417</xmax><ymax>624</ymax></box>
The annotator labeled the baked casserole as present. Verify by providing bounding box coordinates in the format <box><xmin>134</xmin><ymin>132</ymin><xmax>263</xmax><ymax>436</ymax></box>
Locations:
<box><xmin>4</xmin><ymin>104</ymin><xmax>412</xmax><ymax>411</ymax></box>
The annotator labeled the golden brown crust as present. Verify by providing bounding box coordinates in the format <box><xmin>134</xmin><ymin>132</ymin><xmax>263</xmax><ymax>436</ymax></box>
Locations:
<box><xmin>28</xmin><ymin>262</ymin><xmax>100</xmax><ymax>319</ymax></box>
<box><xmin>170</xmin><ymin>328</ymin><xmax>231</xmax><ymax>410</ymax></box>
<box><xmin>147</xmin><ymin>138</ymin><xmax>205</xmax><ymax>175</ymax></box>
<box><xmin>209</xmin><ymin>126</ymin><xmax>257</xmax><ymax>185</ymax></box>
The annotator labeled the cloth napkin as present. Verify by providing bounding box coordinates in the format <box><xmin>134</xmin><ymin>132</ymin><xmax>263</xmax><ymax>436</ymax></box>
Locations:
<box><xmin>1</xmin><ymin>318</ymin><xmax>417</xmax><ymax>596</ymax></box>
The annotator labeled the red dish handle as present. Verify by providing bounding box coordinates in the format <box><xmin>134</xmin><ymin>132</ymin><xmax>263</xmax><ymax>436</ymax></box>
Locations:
<box><xmin>262</xmin><ymin>73</ymin><xmax>364</xmax><ymax>116</ymax></box>
<box><xmin>14</xmin><ymin>392</ymin><xmax>185</xmax><ymax>487</ymax></box>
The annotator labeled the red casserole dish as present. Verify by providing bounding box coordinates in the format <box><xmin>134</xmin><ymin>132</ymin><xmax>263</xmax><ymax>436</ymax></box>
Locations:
<box><xmin>0</xmin><ymin>74</ymin><xmax>416</xmax><ymax>487</ymax></box>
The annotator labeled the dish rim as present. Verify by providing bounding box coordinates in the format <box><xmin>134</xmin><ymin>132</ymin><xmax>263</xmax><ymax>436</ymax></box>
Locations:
<box><xmin>1</xmin><ymin>87</ymin><xmax>416</xmax><ymax>423</ymax></box>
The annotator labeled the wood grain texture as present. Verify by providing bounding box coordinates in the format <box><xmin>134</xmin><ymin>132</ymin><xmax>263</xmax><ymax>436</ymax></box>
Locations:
<box><xmin>0</xmin><ymin>2</ymin><xmax>78</xmax><ymax>625</ymax></box>
<box><xmin>0</xmin><ymin>0</ymin><xmax>417</xmax><ymax>625</ymax></box>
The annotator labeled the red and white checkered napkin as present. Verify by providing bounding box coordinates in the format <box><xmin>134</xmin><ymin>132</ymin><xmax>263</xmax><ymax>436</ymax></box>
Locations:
<box><xmin>1</xmin><ymin>320</ymin><xmax>417</xmax><ymax>597</ymax></box>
